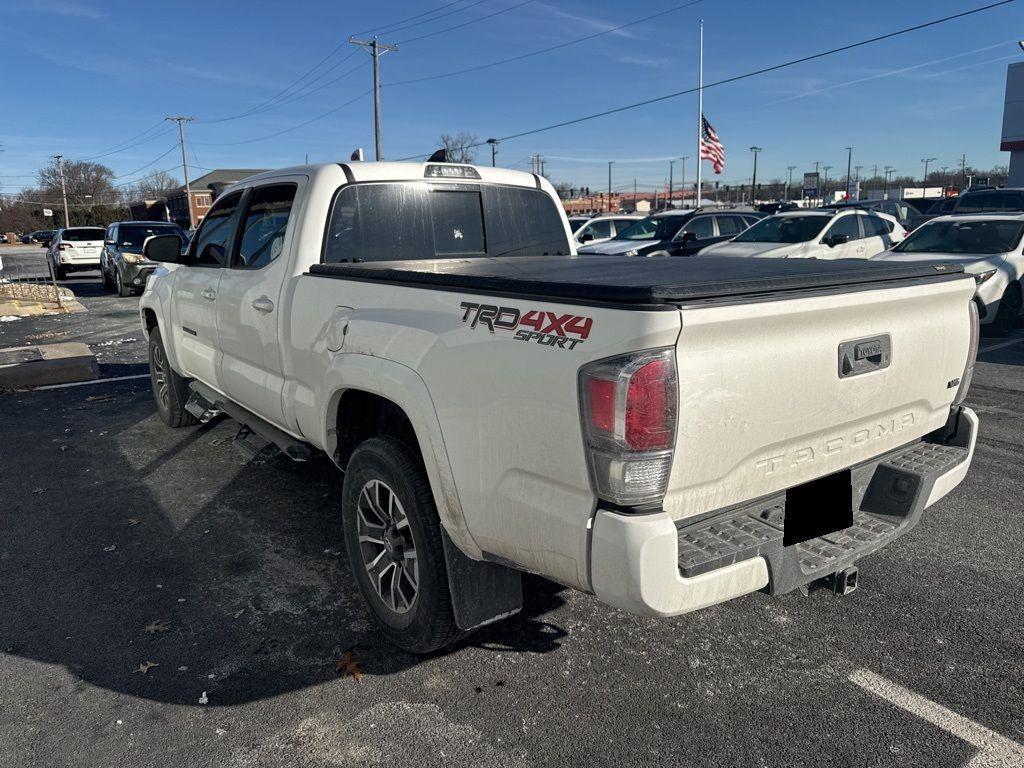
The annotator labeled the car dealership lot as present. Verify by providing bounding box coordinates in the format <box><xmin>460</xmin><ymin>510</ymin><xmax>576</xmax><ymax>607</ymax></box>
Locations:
<box><xmin>1</xmin><ymin>263</ymin><xmax>1023</xmax><ymax>767</ymax></box>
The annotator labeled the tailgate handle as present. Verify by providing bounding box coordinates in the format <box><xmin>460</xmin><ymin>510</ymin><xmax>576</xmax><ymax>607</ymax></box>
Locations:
<box><xmin>839</xmin><ymin>334</ymin><xmax>891</xmax><ymax>379</ymax></box>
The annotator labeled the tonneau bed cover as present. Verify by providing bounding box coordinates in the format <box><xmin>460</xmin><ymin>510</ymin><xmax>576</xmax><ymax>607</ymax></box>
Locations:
<box><xmin>309</xmin><ymin>255</ymin><xmax>965</xmax><ymax>305</ymax></box>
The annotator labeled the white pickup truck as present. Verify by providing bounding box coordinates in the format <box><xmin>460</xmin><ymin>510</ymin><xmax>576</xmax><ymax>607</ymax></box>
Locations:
<box><xmin>139</xmin><ymin>161</ymin><xmax>980</xmax><ymax>653</ymax></box>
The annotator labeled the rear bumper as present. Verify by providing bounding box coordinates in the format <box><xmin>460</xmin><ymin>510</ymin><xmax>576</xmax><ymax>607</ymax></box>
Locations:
<box><xmin>589</xmin><ymin>406</ymin><xmax>978</xmax><ymax>617</ymax></box>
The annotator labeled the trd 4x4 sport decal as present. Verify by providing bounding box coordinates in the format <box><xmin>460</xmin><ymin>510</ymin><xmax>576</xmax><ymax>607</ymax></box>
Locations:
<box><xmin>459</xmin><ymin>301</ymin><xmax>592</xmax><ymax>350</ymax></box>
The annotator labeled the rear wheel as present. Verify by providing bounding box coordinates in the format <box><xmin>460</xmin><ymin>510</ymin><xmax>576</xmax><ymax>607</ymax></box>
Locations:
<box><xmin>101</xmin><ymin>264</ymin><xmax>114</xmax><ymax>292</ymax></box>
<box><xmin>52</xmin><ymin>261</ymin><xmax>66</xmax><ymax>281</ymax></box>
<box><xmin>341</xmin><ymin>437</ymin><xmax>466</xmax><ymax>654</ymax></box>
<box><xmin>148</xmin><ymin>327</ymin><xmax>198</xmax><ymax>428</ymax></box>
<box><xmin>991</xmin><ymin>282</ymin><xmax>1022</xmax><ymax>337</ymax></box>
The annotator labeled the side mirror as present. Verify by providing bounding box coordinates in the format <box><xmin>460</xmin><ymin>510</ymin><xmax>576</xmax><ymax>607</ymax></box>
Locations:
<box><xmin>144</xmin><ymin>234</ymin><xmax>186</xmax><ymax>263</ymax></box>
<box><xmin>578</xmin><ymin>233</ymin><xmax>594</xmax><ymax>243</ymax></box>
<box><xmin>825</xmin><ymin>233</ymin><xmax>850</xmax><ymax>248</ymax></box>
<box><xmin>675</xmin><ymin>230</ymin><xmax>697</xmax><ymax>244</ymax></box>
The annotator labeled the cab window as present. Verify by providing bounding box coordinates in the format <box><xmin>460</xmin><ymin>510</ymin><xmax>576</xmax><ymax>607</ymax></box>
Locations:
<box><xmin>235</xmin><ymin>184</ymin><xmax>297</xmax><ymax>269</ymax></box>
<box><xmin>190</xmin><ymin>192</ymin><xmax>243</xmax><ymax>266</ymax></box>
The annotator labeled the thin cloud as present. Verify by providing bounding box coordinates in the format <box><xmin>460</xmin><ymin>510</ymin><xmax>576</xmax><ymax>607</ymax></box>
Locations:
<box><xmin>534</xmin><ymin>2</ymin><xmax>640</xmax><ymax>39</ymax></box>
<box><xmin>16</xmin><ymin>0</ymin><xmax>104</xmax><ymax>18</ymax></box>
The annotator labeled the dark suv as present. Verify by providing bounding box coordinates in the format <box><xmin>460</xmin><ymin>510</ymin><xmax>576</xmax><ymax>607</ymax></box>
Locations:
<box><xmin>575</xmin><ymin>207</ymin><xmax>763</xmax><ymax>257</ymax></box>
<box><xmin>101</xmin><ymin>221</ymin><xmax>188</xmax><ymax>296</ymax></box>
<box><xmin>953</xmin><ymin>187</ymin><xmax>1024</xmax><ymax>214</ymax></box>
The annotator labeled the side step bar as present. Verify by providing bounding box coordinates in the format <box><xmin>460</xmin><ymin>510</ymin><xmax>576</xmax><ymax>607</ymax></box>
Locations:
<box><xmin>187</xmin><ymin>381</ymin><xmax>312</xmax><ymax>462</ymax></box>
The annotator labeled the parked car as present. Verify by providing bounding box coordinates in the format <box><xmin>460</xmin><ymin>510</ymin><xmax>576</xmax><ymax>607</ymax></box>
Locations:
<box><xmin>573</xmin><ymin>214</ymin><xmax>642</xmax><ymax>246</ymax></box>
<box><xmin>757</xmin><ymin>202</ymin><xmax>799</xmax><ymax>215</ymax></box>
<box><xmin>951</xmin><ymin>187</ymin><xmax>1024</xmax><ymax>214</ymax></box>
<box><xmin>567</xmin><ymin>215</ymin><xmax>591</xmax><ymax>232</ymax></box>
<box><xmin>874</xmin><ymin>213</ymin><xmax>1024</xmax><ymax>335</ymax></box>
<box><xmin>101</xmin><ymin>221</ymin><xmax>189</xmax><ymax>296</ymax></box>
<box><xmin>46</xmin><ymin>226</ymin><xmax>106</xmax><ymax>279</ymax></box>
<box><xmin>577</xmin><ymin>207</ymin><xmax>763</xmax><ymax>257</ymax></box>
<box><xmin>22</xmin><ymin>229</ymin><xmax>55</xmax><ymax>245</ymax></box>
<box><xmin>138</xmin><ymin>161</ymin><xmax>978</xmax><ymax>653</ymax></box>
<box><xmin>823</xmin><ymin>199</ymin><xmax>915</xmax><ymax>231</ymax></box>
<box><xmin>698</xmin><ymin>208</ymin><xmax>905</xmax><ymax>259</ymax></box>
<box><xmin>907</xmin><ymin>196</ymin><xmax>958</xmax><ymax>232</ymax></box>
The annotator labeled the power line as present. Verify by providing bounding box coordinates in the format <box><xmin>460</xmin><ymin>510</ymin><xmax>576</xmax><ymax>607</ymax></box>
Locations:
<box><xmin>399</xmin><ymin>0</ymin><xmax>1014</xmax><ymax>159</ymax></box>
<box><xmin>357</xmin><ymin>0</ymin><xmax>470</xmax><ymax>35</ymax></box>
<box><xmin>112</xmin><ymin>144</ymin><xmax>180</xmax><ymax>180</ymax></box>
<box><xmin>397</xmin><ymin>0</ymin><xmax>537</xmax><ymax>44</ymax></box>
<box><xmin>377</xmin><ymin>0</ymin><xmax>491</xmax><ymax>37</ymax></box>
<box><xmin>388</xmin><ymin>0</ymin><xmax>704</xmax><ymax>88</ymax></box>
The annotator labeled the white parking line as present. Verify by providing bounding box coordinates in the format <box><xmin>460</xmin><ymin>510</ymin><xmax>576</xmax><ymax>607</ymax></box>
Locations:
<box><xmin>33</xmin><ymin>373</ymin><xmax>150</xmax><ymax>391</ymax></box>
<box><xmin>979</xmin><ymin>333</ymin><xmax>1024</xmax><ymax>354</ymax></box>
<box><xmin>849</xmin><ymin>669</ymin><xmax>1024</xmax><ymax>767</ymax></box>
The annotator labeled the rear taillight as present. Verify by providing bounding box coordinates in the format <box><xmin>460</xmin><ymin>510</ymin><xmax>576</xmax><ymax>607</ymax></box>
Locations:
<box><xmin>58</xmin><ymin>243</ymin><xmax>71</xmax><ymax>250</ymax></box>
<box><xmin>952</xmin><ymin>299</ymin><xmax>979</xmax><ymax>407</ymax></box>
<box><xmin>579</xmin><ymin>348</ymin><xmax>677</xmax><ymax>506</ymax></box>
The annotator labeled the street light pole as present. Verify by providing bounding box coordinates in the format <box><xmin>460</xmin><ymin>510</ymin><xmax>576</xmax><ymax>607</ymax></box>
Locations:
<box><xmin>607</xmin><ymin>161</ymin><xmax>614</xmax><ymax>212</ymax></box>
<box><xmin>349</xmin><ymin>36</ymin><xmax>399</xmax><ymax>161</ymax></box>
<box><xmin>52</xmin><ymin>154</ymin><xmax>70</xmax><ymax>228</ymax></box>
<box><xmin>668</xmin><ymin>160</ymin><xmax>674</xmax><ymax>209</ymax></box>
<box><xmin>844</xmin><ymin>146</ymin><xmax>852</xmax><ymax>200</ymax></box>
<box><xmin>785</xmin><ymin>165</ymin><xmax>796</xmax><ymax>202</ymax></box>
<box><xmin>680</xmin><ymin>156</ymin><xmax>688</xmax><ymax>208</ymax></box>
<box><xmin>749</xmin><ymin>146</ymin><xmax>762</xmax><ymax>204</ymax></box>
<box><xmin>921</xmin><ymin>157</ymin><xmax>936</xmax><ymax>198</ymax></box>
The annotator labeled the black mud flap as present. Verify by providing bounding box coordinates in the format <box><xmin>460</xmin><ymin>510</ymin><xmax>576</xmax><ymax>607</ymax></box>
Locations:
<box><xmin>441</xmin><ymin>530</ymin><xmax>523</xmax><ymax>631</ymax></box>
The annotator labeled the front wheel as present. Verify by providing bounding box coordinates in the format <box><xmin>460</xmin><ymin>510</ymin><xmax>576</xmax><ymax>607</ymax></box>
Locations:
<box><xmin>148</xmin><ymin>327</ymin><xmax>198</xmax><ymax>428</ymax></box>
<box><xmin>116</xmin><ymin>268</ymin><xmax>134</xmax><ymax>297</ymax></box>
<box><xmin>341</xmin><ymin>437</ymin><xmax>466</xmax><ymax>654</ymax></box>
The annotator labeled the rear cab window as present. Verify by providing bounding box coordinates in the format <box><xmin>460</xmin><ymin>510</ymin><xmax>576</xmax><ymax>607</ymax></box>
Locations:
<box><xmin>322</xmin><ymin>182</ymin><xmax>570</xmax><ymax>263</ymax></box>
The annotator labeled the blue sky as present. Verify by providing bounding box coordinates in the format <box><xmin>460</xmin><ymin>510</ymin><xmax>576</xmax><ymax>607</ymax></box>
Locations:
<box><xmin>0</xmin><ymin>0</ymin><xmax>1021</xmax><ymax>194</ymax></box>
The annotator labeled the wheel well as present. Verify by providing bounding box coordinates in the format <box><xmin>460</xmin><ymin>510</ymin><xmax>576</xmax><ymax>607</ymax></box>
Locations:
<box><xmin>334</xmin><ymin>390</ymin><xmax>419</xmax><ymax>469</ymax></box>
<box><xmin>142</xmin><ymin>309</ymin><xmax>158</xmax><ymax>335</ymax></box>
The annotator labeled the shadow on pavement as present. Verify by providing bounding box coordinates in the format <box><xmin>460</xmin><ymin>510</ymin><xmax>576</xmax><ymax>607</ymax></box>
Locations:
<box><xmin>0</xmin><ymin>379</ymin><xmax>567</xmax><ymax>707</ymax></box>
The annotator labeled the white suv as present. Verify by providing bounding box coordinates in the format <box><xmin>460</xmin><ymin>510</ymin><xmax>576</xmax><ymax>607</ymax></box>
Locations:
<box><xmin>874</xmin><ymin>213</ymin><xmax>1024</xmax><ymax>335</ymax></box>
<box><xmin>47</xmin><ymin>226</ymin><xmax>106</xmax><ymax>280</ymax></box>
<box><xmin>698</xmin><ymin>208</ymin><xmax>905</xmax><ymax>260</ymax></box>
<box><xmin>572</xmin><ymin>214</ymin><xmax>642</xmax><ymax>246</ymax></box>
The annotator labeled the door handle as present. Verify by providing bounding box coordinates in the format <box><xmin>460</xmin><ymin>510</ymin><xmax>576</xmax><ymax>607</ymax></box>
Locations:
<box><xmin>201</xmin><ymin>288</ymin><xmax>217</xmax><ymax>301</ymax></box>
<box><xmin>251</xmin><ymin>296</ymin><xmax>275</xmax><ymax>314</ymax></box>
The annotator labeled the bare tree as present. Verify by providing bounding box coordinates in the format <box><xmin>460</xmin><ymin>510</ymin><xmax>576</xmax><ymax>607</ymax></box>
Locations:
<box><xmin>36</xmin><ymin>159</ymin><xmax>117</xmax><ymax>205</ymax></box>
<box><xmin>130</xmin><ymin>169</ymin><xmax>182</xmax><ymax>200</ymax></box>
<box><xmin>440</xmin><ymin>132</ymin><xmax>478</xmax><ymax>164</ymax></box>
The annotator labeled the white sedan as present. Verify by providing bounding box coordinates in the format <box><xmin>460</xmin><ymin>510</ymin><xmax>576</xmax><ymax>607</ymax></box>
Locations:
<box><xmin>698</xmin><ymin>208</ymin><xmax>905</xmax><ymax>260</ymax></box>
<box><xmin>873</xmin><ymin>213</ymin><xmax>1024</xmax><ymax>335</ymax></box>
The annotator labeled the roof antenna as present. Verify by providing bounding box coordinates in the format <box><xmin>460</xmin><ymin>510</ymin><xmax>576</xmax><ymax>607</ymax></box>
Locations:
<box><xmin>350</xmin><ymin>147</ymin><xmax>364</xmax><ymax>162</ymax></box>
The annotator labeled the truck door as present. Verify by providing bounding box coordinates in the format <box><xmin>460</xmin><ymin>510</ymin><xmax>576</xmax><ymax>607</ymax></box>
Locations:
<box><xmin>214</xmin><ymin>181</ymin><xmax>301</xmax><ymax>428</ymax></box>
<box><xmin>170</xmin><ymin>190</ymin><xmax>243</xmax><ymax>388</ymax></box>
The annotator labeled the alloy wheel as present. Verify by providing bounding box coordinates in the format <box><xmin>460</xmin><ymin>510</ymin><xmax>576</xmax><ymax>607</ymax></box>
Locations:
<box><xmin>356</xmin><ymin>479</ymin><xmax>419</xmax><ymax>614</ymax></box>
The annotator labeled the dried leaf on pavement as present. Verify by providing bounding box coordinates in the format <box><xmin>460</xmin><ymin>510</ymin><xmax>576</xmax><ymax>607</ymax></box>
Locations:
<box><xmin>103</xmin><ymin>544</ymin><xmax>116</xmax><ymax>552</ymax></box>
<box><xmin>143</xmin><ymin>619</ymin><xmax>171</xmax><ymax>634</ymax></box>
<box><xmin>229</xmin><ymin>608</ymin><xmax>245</xmax><ymax>620</ymax></box>
<box><xmin>335</xmin><ymin>649</ymin><xmax>364</xmax><ymax>685</ymax></box>
<box><xmin>127</xmin><ymin>518</ymin><xmax>139</xmax><ymax>526</ymax></box>
<box><xmin>134</xmin><ymin>661</ymin><xmax>158</xmax><ymax>674</ymax></box>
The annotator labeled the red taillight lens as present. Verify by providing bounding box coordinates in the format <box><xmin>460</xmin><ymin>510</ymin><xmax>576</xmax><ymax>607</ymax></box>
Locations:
<box><xmin>625</xmin><ymin>358</ymin><xmax>672</xmax><ymax>450</ymax></box>
<box><xmin>58</xmin><ymin>243</ymin><xmax>71</xmax><ymax>250</ymax></box>
<box><xmin>587</xmin><ymin>378</ymin><xmax>616</xmax><ymax>433</ymax></box>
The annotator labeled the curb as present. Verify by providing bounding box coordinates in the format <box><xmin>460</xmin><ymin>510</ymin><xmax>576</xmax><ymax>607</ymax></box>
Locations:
<box><xmin>0</xmin><ymin>342</ymin><xmax>98</xmax><ymax>389</ymax></box>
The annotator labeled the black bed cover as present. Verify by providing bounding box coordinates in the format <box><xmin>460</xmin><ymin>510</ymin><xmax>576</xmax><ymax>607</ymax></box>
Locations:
<box><xmin>308</xmin><ymin>255</ymin><xmax>965</xmax><ymax>306</ymax></box>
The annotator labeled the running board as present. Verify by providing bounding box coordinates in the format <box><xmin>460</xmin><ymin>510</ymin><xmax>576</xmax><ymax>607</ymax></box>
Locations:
<box><xmin>187</xmin><ymin>381</ymin><xmax>312</xmax><ymax>462</ymax></box>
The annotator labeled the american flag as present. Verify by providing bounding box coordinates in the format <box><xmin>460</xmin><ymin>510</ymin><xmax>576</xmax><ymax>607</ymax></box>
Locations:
<box><xmin>700</xmin><ymin>114</ymin><xmax>725</xmax><ymax>174</ymax></box>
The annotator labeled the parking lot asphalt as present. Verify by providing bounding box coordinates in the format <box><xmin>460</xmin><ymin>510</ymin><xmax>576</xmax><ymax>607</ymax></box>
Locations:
<box><xmin>1</xmin><ymin>255</ymin><xmax>1023</xmax><ymax>767</ymax></box>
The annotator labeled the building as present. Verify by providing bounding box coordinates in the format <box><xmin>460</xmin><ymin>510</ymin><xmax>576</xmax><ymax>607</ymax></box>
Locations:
<box><xmin>1002</xmin><ymin>61</ymin><xmax>1024</xmax><ymax>187</ymax></box>
<box><xmin>162</xmin><ymin>169</ymin><xmax>267</xmax><ymax>228</ymax></box>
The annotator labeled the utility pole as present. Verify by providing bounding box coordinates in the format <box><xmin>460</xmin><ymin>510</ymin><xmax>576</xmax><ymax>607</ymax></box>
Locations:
<box><xmin>680</xmin><ymin>156</ymin><xmax>688</xmax><ymax>208</ymax></box>
<box><xmin>921</xmin><ymin>157</ymin><xmax>936</xmax><ymax>198</ymax></box>
<box><xmin>785</xmin><ymin>165</ymin><xmax>796</xmax><ymax>201</ymax></box>
<box><xmin>960</xmin><ymin>154</ymin><xmax>967</xmax><ymax>191</ymax></box>
<box><xmin>853</xmin><ymin>165</ymin><xmax>862</xmax><ymax>200</ymax></box>
<box><xmin>633</xmin><ymin>178</ymin><xmax>637</xmax><ymax>212</ymax></box>
<box><xmin>607</xmin><ymin>161</ymin><xmax>614</xmax><ymax>212</ymax></box>
<box><xmin>165</xmin><ymin>116</ymin><xmax>195</xmax><ymax>229</ymax></box>
<box><xmin>813</xmin><ymin>160</ymin><xmax>821</xmax><ymax>205</ymax></box>
<box><xmin>883</xmin><ymin>166</ymin><xmax>894</xmax><ymax>199</ymax></box>
<box><xmin>349</xmin><ymin>36</ymin><xmax>398</xmax><ymax>161</ymax></box>
<box><xmin>749</xmin><ymin>147</ymin><xmax>762</xmax><ymax>204</ymax></box>
<box><xmin>487</xmin><ymin>138</ymin><xmax>499</xmax><ymax>167</ymax></box>
<box><xmin>843</xmin><ymin>146</ymin><xmax>853</xmax><ymax>200</ymax></box>
<box><xmin>52</xmin><ymin>154</ymin><xmax>70</xmax><ymax>228</ymax></box>
<box><xmin>940</xmin><ymin>166</ymin><xmax>949</xmax><ymax>194</ymax></box>
<box><xmin>668</xmin><ymin>160</ymin><xmax>675</xmax><ymax>209</ymax></box>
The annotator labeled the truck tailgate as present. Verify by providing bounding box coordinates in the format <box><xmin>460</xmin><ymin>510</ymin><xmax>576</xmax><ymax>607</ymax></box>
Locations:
<box><xmin>663</xmin><ymin>275</ymin><xmax>976</xmax><ymax>521</ymax></box>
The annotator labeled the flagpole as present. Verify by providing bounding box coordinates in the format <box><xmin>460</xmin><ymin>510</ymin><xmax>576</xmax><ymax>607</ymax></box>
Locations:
<box><xmin>696</xmin><ymin>19</ymin><xmax>703</xmax><ymax>208</ymax></box>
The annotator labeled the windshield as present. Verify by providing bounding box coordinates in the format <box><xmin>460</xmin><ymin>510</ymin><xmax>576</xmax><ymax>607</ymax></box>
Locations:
<box><xmin>120</xmin><ymin>224</ymin><xmax>185</xmax><ymax>248</ymax></box>
<box><xmin>63</xmin><ymin>228</ymin><xmax>105</xmax><ymax>242</ymax></box>
<box><xmin>893</xmin><ymin>219</ymin><xmax>1024</xmax><ymax>255</ymax></box>
<box><xmin>614</xmin><ymin>215</ymin><xmax>682</xmax><ymax>241</ymax></box>
<box><xmin>733</xmin><ymin>215</ymin><xmax>829</xmax><ymax>244</ymax></box>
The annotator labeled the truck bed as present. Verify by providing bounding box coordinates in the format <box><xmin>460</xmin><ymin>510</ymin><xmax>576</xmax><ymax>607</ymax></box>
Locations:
<box><xmin>309</xmin><ymin>255</ymin><xmax>965</xmax><ymax>306</ymax></box>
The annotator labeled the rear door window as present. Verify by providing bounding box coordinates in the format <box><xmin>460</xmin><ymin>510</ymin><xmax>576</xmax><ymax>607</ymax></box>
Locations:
<box><xmin>714</xmin><ymin>215</ymin><xmax>746</xmax><ymax>236</ymax></box>
<box><xmin>322</xmin><ymin>182</ymin><xmax>570</xmax><ymax>263</ymax></box>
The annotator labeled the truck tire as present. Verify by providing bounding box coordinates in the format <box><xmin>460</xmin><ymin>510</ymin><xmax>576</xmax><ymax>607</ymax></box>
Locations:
<box><xmin>148</xmin><ymin>327</ymin><xmax>198</xmax><ymax>428</ymax></box>
<box><xmin>341</xmin><ymin>436</ymin><xmax>467</xmax><ymax>654</ymax></box>
<box><xmin>990</xmin><ymin>282</ymin><xmax>1022</xmax><ymax>337</ymax></box>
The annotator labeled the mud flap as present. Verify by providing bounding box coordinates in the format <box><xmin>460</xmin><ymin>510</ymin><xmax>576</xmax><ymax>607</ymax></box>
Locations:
<box><xmin>440</xmin><ymin>529</ymin><xmax>522</xmax><ymax>631</ymax></box>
